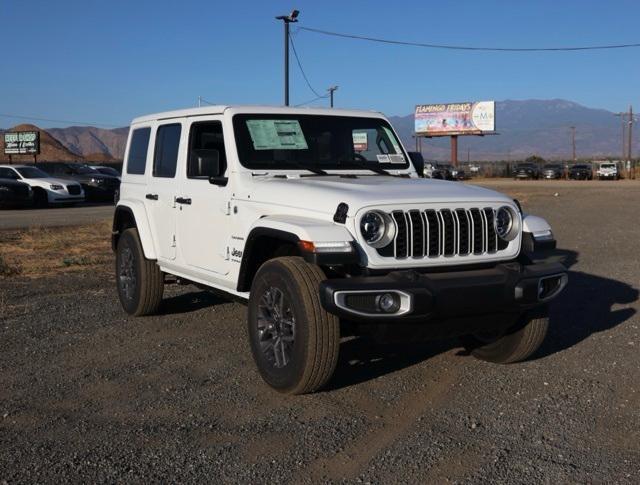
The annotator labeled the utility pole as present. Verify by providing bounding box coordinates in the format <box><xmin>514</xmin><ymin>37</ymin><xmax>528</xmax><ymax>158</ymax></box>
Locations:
<box><xmin>570</xmin><ymin>126</ymin><xmax>576</xmax><ymax>161</ymax></box>
<box><xmin>275</xmin><ymin>10</ymin><xmax>299</xmax><ymax>106</ymax></box>
<box><xmin>627</xmin><ymin>106</ymin><xmax>633</xmax><ymax>174</ymax></box>
<box><xmin>327</xmin><ymin>85</ymin><xmax>338</xmax><ymax>108</ymax></box>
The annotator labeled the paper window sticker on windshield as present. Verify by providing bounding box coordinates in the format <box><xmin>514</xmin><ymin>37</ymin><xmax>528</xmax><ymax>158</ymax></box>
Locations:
<box><xmin>376</xmin><ymin>154</ymin><xmax>390</xmax><ymax>163</ymax></box>
<box><xmin>246</xmin><ymin>120</ymin><xmax>309</xmax><ymax>150</ymax></box>
<box><xmin>388</xmin><ymin>154</ymin><xmax>406</xmax><ymax>164</ymax></box>
<box><xmin>382</xmin><ymin>126</ymin><xmax>402</xmax><ymax>154</ymax></box>
<box><xmin>352</xmin><ymin>132</ymin><xmax>368</xmax><ymax>152</ymax></box>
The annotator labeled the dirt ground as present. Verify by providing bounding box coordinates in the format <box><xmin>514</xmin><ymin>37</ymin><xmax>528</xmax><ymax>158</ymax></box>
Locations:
<box><xmin>1</xmin><ymin>180</ymin><xmax>639</xmax><ymax>483</ymax></box>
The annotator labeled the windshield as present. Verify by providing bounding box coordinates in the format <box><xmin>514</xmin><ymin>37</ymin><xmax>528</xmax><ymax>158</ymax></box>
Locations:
<box><xmin>573</xmin><ymin>164</ymin><xmax>589</xmax><ymax>169</ymax></box>
<box><xmin>96</xmin><ymin>167</ymin><xmax>120</xmax><ymax>176</ymax></box>
<box><xmin>73</xmin><ymin>165</ymin><xmax>99</xmax><ymax>174</ymax></box>
<box><xmin>15</xmin><ymin>166</ymin><xmax>50</xmax><ymax>178</ymax></box>
<box><xmin>544</xmin><ymin>164</ymin><xmax>560</xmax><ymax>169</ymax></box>
<box><xmin>232</xmin><ymin>114</ymin><xmax>409</xmax><ymax>171</ymax></box>
<box><xmin>600</xmin><ymin>164</ymin><xmax>615</xmax><ymax>169</ymax></box>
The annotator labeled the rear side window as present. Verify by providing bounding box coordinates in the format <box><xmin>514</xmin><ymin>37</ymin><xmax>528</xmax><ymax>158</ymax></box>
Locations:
<box><xmin>126</xmin><ymin>128</ymin><xmax>151</xmax><ymax>175</ymax></box>
<box><xmin>153</xmin><ymin>124</ymin><xmax>182</xmax><ymax>178</ymax></box>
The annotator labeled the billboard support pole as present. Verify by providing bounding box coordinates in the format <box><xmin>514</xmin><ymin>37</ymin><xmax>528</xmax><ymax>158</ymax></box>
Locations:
<box><xmin>451</xmin><ymin>135</ymin><xmax>458</xmax><ymax>166</ymax></box>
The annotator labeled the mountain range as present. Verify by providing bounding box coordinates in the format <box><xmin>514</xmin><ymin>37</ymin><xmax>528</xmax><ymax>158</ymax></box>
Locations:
<box><xmin>1</xmin><ymin>99</ymin><xmax>636</xmax><ymax>162</ymax></box>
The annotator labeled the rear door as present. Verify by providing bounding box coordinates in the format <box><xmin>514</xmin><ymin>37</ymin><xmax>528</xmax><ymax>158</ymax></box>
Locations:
<box><xmin>145</xmin><ymin>120</ymin><xmax>186</xmax><ymax>261</ymax></box>
<box><xmin>176</xmin><ymin>117</ymin><xmax>232</xmax><ymax>275</ymax></box>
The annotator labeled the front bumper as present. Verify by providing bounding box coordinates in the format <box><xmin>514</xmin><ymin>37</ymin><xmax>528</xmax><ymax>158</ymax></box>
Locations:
<box><xmin>319</xmin><ymin>261</ymin><xmax>567</xmax><ymax>325</ymax></box>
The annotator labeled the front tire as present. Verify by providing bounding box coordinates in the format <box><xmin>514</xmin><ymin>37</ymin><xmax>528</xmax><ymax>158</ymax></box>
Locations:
<box><xmin>462</xmin><ymin>308</ymin><xmax>549</xmax><ymax>364</ymax></box>
<box><xmin>116</xmin><ymin>228</ymin><xmax>164</xmax><ymax>316</ymax></box>
<box><xmin>248</xmin><ymin>257</ymin><xmax>340</xmax><ymax>394</ymax></box>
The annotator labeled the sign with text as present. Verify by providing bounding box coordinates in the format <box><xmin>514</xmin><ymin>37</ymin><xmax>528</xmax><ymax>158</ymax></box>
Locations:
<box><xmin>415</xmin><ymin>101</ymin><xmax>495</xmax><ymax>136</ymax></box>
<box><xmin>4</xmin><ymin>131</ymin><xmax>40</xmax><ymax>155</ymax></box>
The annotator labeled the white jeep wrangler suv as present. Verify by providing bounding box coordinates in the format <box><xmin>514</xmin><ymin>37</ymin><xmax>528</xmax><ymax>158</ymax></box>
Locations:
<box><xmin>112</xmin><ymin>106</ymin><xmax>567</xmax><ymax>394</ymax></box>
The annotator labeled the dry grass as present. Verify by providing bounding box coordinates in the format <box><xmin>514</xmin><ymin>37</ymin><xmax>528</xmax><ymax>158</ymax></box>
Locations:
<box><xmin>0</xmin><ymin>221</ymin><xmax>112</xmax><ymax>278</ymax></box>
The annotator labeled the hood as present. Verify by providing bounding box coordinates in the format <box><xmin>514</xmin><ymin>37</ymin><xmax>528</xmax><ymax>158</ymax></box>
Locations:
<box><xmin>245</xmin><ymin>175</ymin><xmax>513</xmax><ymax>215</ymax></box>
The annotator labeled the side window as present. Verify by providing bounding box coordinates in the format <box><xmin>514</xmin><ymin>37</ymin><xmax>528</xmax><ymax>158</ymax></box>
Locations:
<box><xmin>0</xmin><ymin>167</ymin><xmax>18</xmax><ymax>179</ymax></box>
<box><xmin>153</xmin><ymin>124</ymin><xmax>181</xmax><ymax>178</ymax></box>
<box><xmin>126</xmin><ymin>127</ymin><xmax>151</xmax><ymax>175</ymax></box>
<box><xmin>187</xmin><ymin>121</ymin><xmax>227</xmax><ymax>178</ymax></box>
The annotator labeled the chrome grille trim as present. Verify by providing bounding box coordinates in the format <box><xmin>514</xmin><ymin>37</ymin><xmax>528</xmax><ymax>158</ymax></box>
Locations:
<box><xmin>379</xmin><ymin>207</ymin><xmax>509</xmax><ymax>260</ymax></box>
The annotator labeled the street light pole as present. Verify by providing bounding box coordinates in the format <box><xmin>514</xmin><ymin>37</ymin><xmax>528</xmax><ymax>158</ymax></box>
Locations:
<box><xmin>275</xmin><ymin>10</ymin><xmax>299</xmax><ymax>106</ymax></box>
<box><xmin>570</xmin><ymin>126</ymin><xmax>576</xmax><ymax>161</ymax></box>
<box><xmin>327</xmin><ymin>85</ymin><xmax>338</xmax><ymax>108</ymax></box>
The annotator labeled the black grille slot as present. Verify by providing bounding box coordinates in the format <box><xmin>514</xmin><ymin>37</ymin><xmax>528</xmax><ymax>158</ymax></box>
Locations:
<box><xmin>392</xmin><ymin>211</ymin><xmax>408</xmax><ymax>258</ymax></box>
<box><xmin>484</xmin><ymin>208</ymin><xmax>497</xmax><ymax>253</ymax></box>
<box><xmin>440</xmin><ymin>209</ymin><xmax>455</xmax><ymax>256</ymax></box>
<box><xmin>67</xmin><ymin>184</ymin><xmax>81</xmax><ymax>195</ymax></box>
<box><xmin>425</xmin><ymin>210</ymin><xmax>439</xmax><ymax>257</ymax></box>
<box><xmin>470</xmin><ymin>208</ymin><xmax>484</xmax><ymax>254</ymax></box>
<box><xmin>456</xmin><ymin>209</ymin><xmax>470</xmax><ymax>255</ymax></box>
<box><xmin>408</xmin><ymin>210</ymin><xmax>424</xmax><ymax>257</ymax></box>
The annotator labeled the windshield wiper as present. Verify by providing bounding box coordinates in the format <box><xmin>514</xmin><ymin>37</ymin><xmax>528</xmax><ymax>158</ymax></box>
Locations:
<box><xmin>338</xmin><ymin>159</ymin><xmax>401</xmax><ymax>177</ymax></box>
<box><xmin>283</xmin><ymin>161</ymin><xmax>328</xmax><ymax>176</ymax></box>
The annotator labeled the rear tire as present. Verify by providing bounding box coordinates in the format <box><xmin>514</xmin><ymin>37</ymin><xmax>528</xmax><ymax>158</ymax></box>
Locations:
<box><xmin>116</xmin><ymin>228</ymin><xmax>164</xmax><ymax>316</ymax></box>
<box><xmin>462</xmin><ymin>308</ymin><xmax>549</xmax><ymax>364</ymax></box>
<box><xmin>248</xmin><ymin>256</ymin><xmax>340</xmax><ymax>394</ymax></box>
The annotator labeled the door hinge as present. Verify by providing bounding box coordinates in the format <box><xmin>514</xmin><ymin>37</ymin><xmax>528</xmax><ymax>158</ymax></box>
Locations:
<box><xmin>225</xmin><ymin>201</ymin><xmax>232</xmax><ymax>215</ymax></box>
<box><xmin>172</xmin><ymin>235</ymin><xmax>177</xmax><ymax>247</ymax></box>
<box><xmin>225</xmin><ymin>246</ymin><xmax>230</xmax><ymax>261</ymax></box>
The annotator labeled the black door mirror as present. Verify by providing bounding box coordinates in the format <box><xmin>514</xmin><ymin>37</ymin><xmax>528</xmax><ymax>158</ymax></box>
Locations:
<box><xmin>408</xmin><ymin>151</ymin><xmax>425</xmax><ymax>177</ymax></box>
<box><xmin>189</xmin><ymin>148</ymin><xmax>227</xmax><ymax>186</ymax></box>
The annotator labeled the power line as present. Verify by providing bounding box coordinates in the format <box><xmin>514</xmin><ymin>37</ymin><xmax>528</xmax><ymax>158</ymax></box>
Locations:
<box><xmin>0</xmin><ymin>113</ymin><xmax>122</xmax><ymax>128</ymax></box>
<box><xmin>299</xmin><ymin>26</ymin><xmax>640</xmax><ymax>52</ymax></box>
<box><xmin>295</xmin><ymin>95</ymin><xmax>328</xmax><ymax>107</ymax></box>
<box><xmin>288</xmin><ymin>32</ymin><xmax>325</xmax><ymax>98</ymax></box>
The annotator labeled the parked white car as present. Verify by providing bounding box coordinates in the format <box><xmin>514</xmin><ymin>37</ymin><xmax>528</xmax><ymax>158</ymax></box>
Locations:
<box><xmin>112</xmin><ymin>105</ymin><xmax>567</xmax><ymax>394</ymax></box>
<box><xmin>0</xmin><ymin>164</ymin><xmax>85</xmax><ymax>207</ymax></box>
<box><xmin>596</xmin><ymin>161</ymin><xmax>619</xmax><ymax>180</ymax></box>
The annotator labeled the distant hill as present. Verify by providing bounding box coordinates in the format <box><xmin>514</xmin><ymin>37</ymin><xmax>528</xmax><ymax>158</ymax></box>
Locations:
<box><xmin>389</xmin><ymin>99</ymin><xmax>637</xmax><ymax>161</ymax></box>
<box><xmin>0</xmin><ymin>124</ymin><xmax>83</xmax><ymax>162</ymax></box>
<box><xmin>47</xmin><ymin>126</ymin><xmax>129</xmax><ymax>161</ymax></box>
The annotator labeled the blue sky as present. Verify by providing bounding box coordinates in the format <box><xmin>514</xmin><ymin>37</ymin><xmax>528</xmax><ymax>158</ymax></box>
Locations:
<box><xmin>1</xmin><ymin>0</ymin><xmax>639</xmax><ymax>128</ymax></box>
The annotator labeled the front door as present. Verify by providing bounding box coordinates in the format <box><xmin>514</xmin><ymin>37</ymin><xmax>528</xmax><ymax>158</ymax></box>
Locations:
<box><xmin>176</xmin><ymin>117</ymin><xmax>232</xmax><ymax>275</ymax></box>
<box><xmin>145</xmin><ymin>121</ymin><xmax>185</xmax><ymax>261</ymax></box>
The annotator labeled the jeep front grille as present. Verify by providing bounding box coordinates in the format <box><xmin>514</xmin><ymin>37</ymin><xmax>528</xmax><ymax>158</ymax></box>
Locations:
<box><xmin>378</xmin><ymin>208</ymin><xmax>508</xmax><ymax>259</ymax></box>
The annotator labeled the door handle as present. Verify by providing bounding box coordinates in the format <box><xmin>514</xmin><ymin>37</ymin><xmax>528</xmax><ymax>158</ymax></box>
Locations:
<box><xmin>175</xmin><ymin>197</ymin><xmax>192</xmax><ymax>205</ymax></box>
<box><xmin>145</xmin><ymin>193</ymin><xmax>158</xmax><ymax>200</ymax></box>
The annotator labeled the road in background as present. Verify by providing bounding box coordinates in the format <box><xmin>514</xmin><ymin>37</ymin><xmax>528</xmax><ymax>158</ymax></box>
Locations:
<box><xmin>0</xmin><ymin>204</ymin><xmax>113</xmax><ymax>229</ymax></box>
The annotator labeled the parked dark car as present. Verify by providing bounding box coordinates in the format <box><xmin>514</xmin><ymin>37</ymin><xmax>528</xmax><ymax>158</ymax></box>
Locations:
<box><xmin>514</xmin><ymin>163</ymin><xmax>540</xmax><ymax>180</ymax></box>
<box><xmin>542</xmin><ymin>164</ymin><xmax>563</xmax><ymax>179</ymax></box>
<box><xmin>35</xmin><ymin>162</ymin><xmax>120</xmax><ymax>201</ymax></box>
<box><xmin>432</xmin><ymin>164</ymin><xmax>456</xmax><ymax>180</ymax></box>
<box><xmin>569</xmin><ymin>163</ymin><xmax>593</xmax><ymax>180</ymax></box>
<box><xmin>0</xmin><ymin>177</ymin><xmax>33</xmax><ymax>208</ymax></box>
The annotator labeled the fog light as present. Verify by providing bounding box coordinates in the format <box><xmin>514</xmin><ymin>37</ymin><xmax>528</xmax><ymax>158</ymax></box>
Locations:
<box><xmin>376</xmin><ymin>293</ymin><xmax>400</xmax><ymax>313</ymax></box>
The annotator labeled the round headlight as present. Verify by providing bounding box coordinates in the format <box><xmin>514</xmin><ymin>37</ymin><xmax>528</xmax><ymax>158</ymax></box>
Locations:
<box><xmin>360</xmin><ymin>210</ymin><xmax>395</xmax><ymax>248</ymax></box>
<box><xmin>495</xmin><ymin>206</ymin><xmax>518</xmax><ymax>241</ymax></box>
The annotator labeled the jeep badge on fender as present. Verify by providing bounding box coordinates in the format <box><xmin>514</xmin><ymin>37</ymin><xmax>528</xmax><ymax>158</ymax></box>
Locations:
<box><xmin>112</xmin><ymin>105</ymin><xmax>567</xmax><ymax>395</ymax></box>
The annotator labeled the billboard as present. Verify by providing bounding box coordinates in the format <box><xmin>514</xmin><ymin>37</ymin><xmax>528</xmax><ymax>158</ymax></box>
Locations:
<box><xmin>415</xmin><ymin>101</ymin><xmax>495</xmax><ymax>136</ymax></box>
<box><xmin>4</xmin><ymin>131</ymin><xmax>40</xmax><ymax>155</ymax></box>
